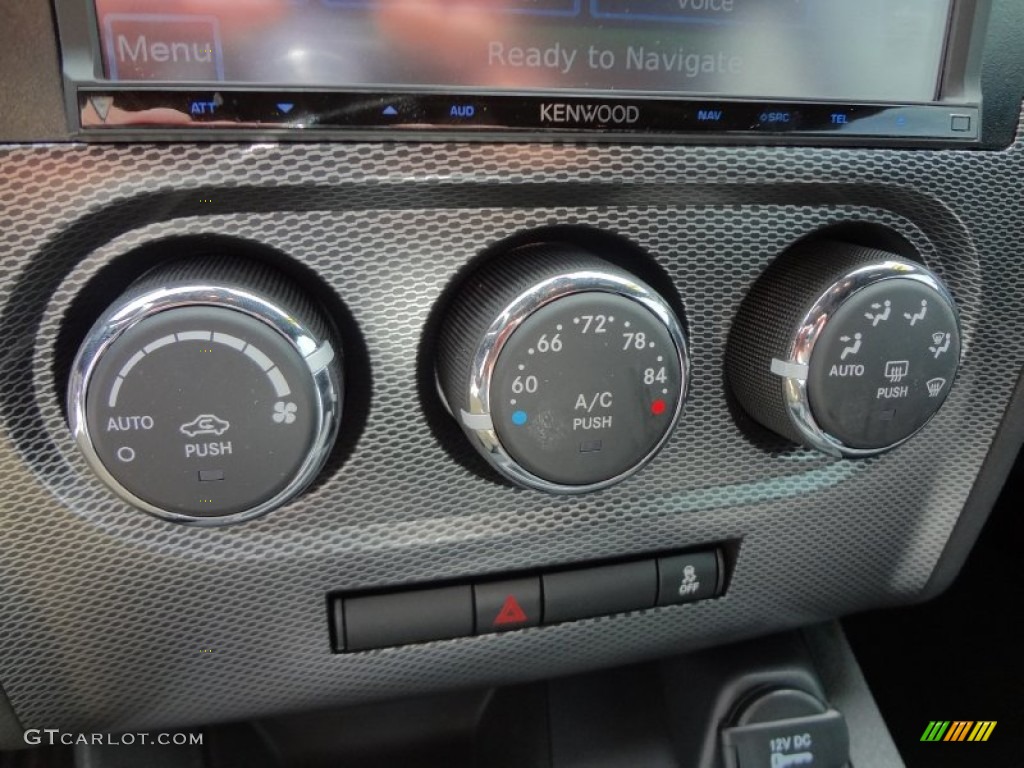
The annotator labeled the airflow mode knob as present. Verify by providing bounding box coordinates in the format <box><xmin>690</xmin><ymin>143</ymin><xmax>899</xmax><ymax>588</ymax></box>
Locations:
<box><xmin>727</xmin><ymin>241</ymin><xmax>961</xmax><ymax>457</ymax></box>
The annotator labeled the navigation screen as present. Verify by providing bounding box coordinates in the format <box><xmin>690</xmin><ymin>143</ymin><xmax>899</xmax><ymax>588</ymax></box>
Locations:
<box><xmin>93</xmin><ymin>0</ymin><xmax>953</xmax><ymax>103</ymax></box>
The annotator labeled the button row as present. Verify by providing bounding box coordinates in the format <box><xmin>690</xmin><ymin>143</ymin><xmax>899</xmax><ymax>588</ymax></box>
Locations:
<box><xmin>332</xmin><ymin>549</ymin><xmax>723</xmax><ymax>652</ymax></box>
<box><xmin>80</xmin><ymin>91</ymin><xmax>980</xmax><ymax>142</ymax></box>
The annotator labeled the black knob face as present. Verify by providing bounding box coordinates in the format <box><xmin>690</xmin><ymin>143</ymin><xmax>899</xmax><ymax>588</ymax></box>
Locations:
<box><xmin>728</xmin><ymin>242</ymin><xmax>961</xmax><ymax>457</ymax></box>
<box><xmin>804</xmin><ymin>278</ymin><xmax>960</xmax><ymax>450</ymax></box>
<box><xmin>68</xmin><ymin>261</ymin><xmax>343</xmax><ymax>524</ymax></box>
<box><xmin>437</xmin><ymin>245</ymin><xmax>689</xmax><ymax>493</ymax></box>
<box><xmin>489</xmin><ymin>292</ymin><xmax>685</xmax><ymax>486</ymax></box>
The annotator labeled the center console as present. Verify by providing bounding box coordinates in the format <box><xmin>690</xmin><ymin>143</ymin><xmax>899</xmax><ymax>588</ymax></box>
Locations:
<box><xmin>0</xmin><ymin>2</ymin><xmax>1023</xmax><ymax>764</ymax></box>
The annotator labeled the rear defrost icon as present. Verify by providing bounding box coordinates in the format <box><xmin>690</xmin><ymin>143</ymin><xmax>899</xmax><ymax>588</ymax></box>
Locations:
<box><xmin>884</xmin><ymin>361</ymin><xmax>910</xmax><ymax>383</ymax></box>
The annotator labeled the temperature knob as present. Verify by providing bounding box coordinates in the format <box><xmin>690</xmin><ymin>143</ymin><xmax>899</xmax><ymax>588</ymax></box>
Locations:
<box><xmin>437</xmin><ymin>244</ymin><xmax>690</xmax><ymax>492</ymax></box>
<box><xmin>727</xmin><ymin>241</ymin><xmax>961</xmax><ymax>456</ymax></box>
<box><xmin>68</xmin><ymin>259</ymin><xmax>343</xmax><ymax>524</ymax></box>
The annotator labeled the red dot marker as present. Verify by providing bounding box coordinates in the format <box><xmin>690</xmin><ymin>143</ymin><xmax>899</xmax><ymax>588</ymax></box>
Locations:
<box><xmin>651</xmin><ymin>399</ymin><xmax>667</xmax><ymax>415</ymax></box>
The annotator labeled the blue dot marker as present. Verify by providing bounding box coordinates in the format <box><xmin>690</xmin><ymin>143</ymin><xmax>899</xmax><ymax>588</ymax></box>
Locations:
<box><xmin>512</xmin><ymin>410</ymin><xmax>528</xmax><ymax>426</ymax></box>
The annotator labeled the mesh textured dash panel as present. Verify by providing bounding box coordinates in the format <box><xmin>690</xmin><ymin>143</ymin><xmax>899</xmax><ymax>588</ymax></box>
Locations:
<box><xmin>0</xmin><ymin>121</ymin><xmax>1022</xmax><ymax>732</ymax></box>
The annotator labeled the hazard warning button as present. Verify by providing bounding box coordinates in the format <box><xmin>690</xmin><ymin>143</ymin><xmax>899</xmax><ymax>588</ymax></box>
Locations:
<box><xmin>474</xmin><ymin>577</ymin><xmax>541</xmax><ymax>634</ymax></box>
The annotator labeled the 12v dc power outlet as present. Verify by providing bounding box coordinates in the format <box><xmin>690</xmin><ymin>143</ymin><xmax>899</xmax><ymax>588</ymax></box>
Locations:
<box><xmin>721</xmin><ymin>688</ymin><xmax>850</xmax><ymax>768</ymax></box>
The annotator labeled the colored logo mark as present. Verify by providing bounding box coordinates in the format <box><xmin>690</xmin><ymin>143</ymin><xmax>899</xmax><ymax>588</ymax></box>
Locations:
<box><xmin>920</xmin><ymin>721</ymin><xmax>996</xmax><ymax>742</ymax></box>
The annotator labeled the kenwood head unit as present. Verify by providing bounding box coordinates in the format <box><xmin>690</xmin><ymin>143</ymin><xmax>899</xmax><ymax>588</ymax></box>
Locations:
<box><xmin>54</xmin><ymin>0</ymin><xmax>987</xmax><ymax>145</ymax></box>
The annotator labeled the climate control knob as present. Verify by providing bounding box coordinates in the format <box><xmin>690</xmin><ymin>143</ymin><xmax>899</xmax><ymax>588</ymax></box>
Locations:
<box><xmin>727</xmin><ymin>241</ymin><xmax>961</xmax><ymax>456</ymax></box>
<box><xmin>437</xmin><ymin>244</ymin><xmax>689</xmax><ymax>492</ymax></box>
<box><xmin>68</xmin><ymin>259</ymin><xmax>343</xmax><ymax>524</ymax></box>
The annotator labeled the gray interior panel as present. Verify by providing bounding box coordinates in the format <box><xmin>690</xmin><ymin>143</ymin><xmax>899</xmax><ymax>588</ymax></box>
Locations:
<box><xmin>0</xmin><ymin>3</ymin><xmax>69</xmax><ymax>142</ymax></box>
<box><xmin>804</xmin><ymin>623</ymin><xmax>904</xmax><ymax>768</ymax></box>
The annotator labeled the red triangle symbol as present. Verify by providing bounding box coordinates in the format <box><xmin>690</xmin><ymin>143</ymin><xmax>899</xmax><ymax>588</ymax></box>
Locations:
<box><xmin>493</xmin><ymin>595</ymin><xmax>528</xmax><ymax>626</ymax></box>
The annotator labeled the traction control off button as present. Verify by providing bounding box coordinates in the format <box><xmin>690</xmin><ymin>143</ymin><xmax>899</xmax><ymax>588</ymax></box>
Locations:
<box><xmin>657</xmin><ymin>551</ymin><xmax>720</xmax><ymax>605</ymax></box>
